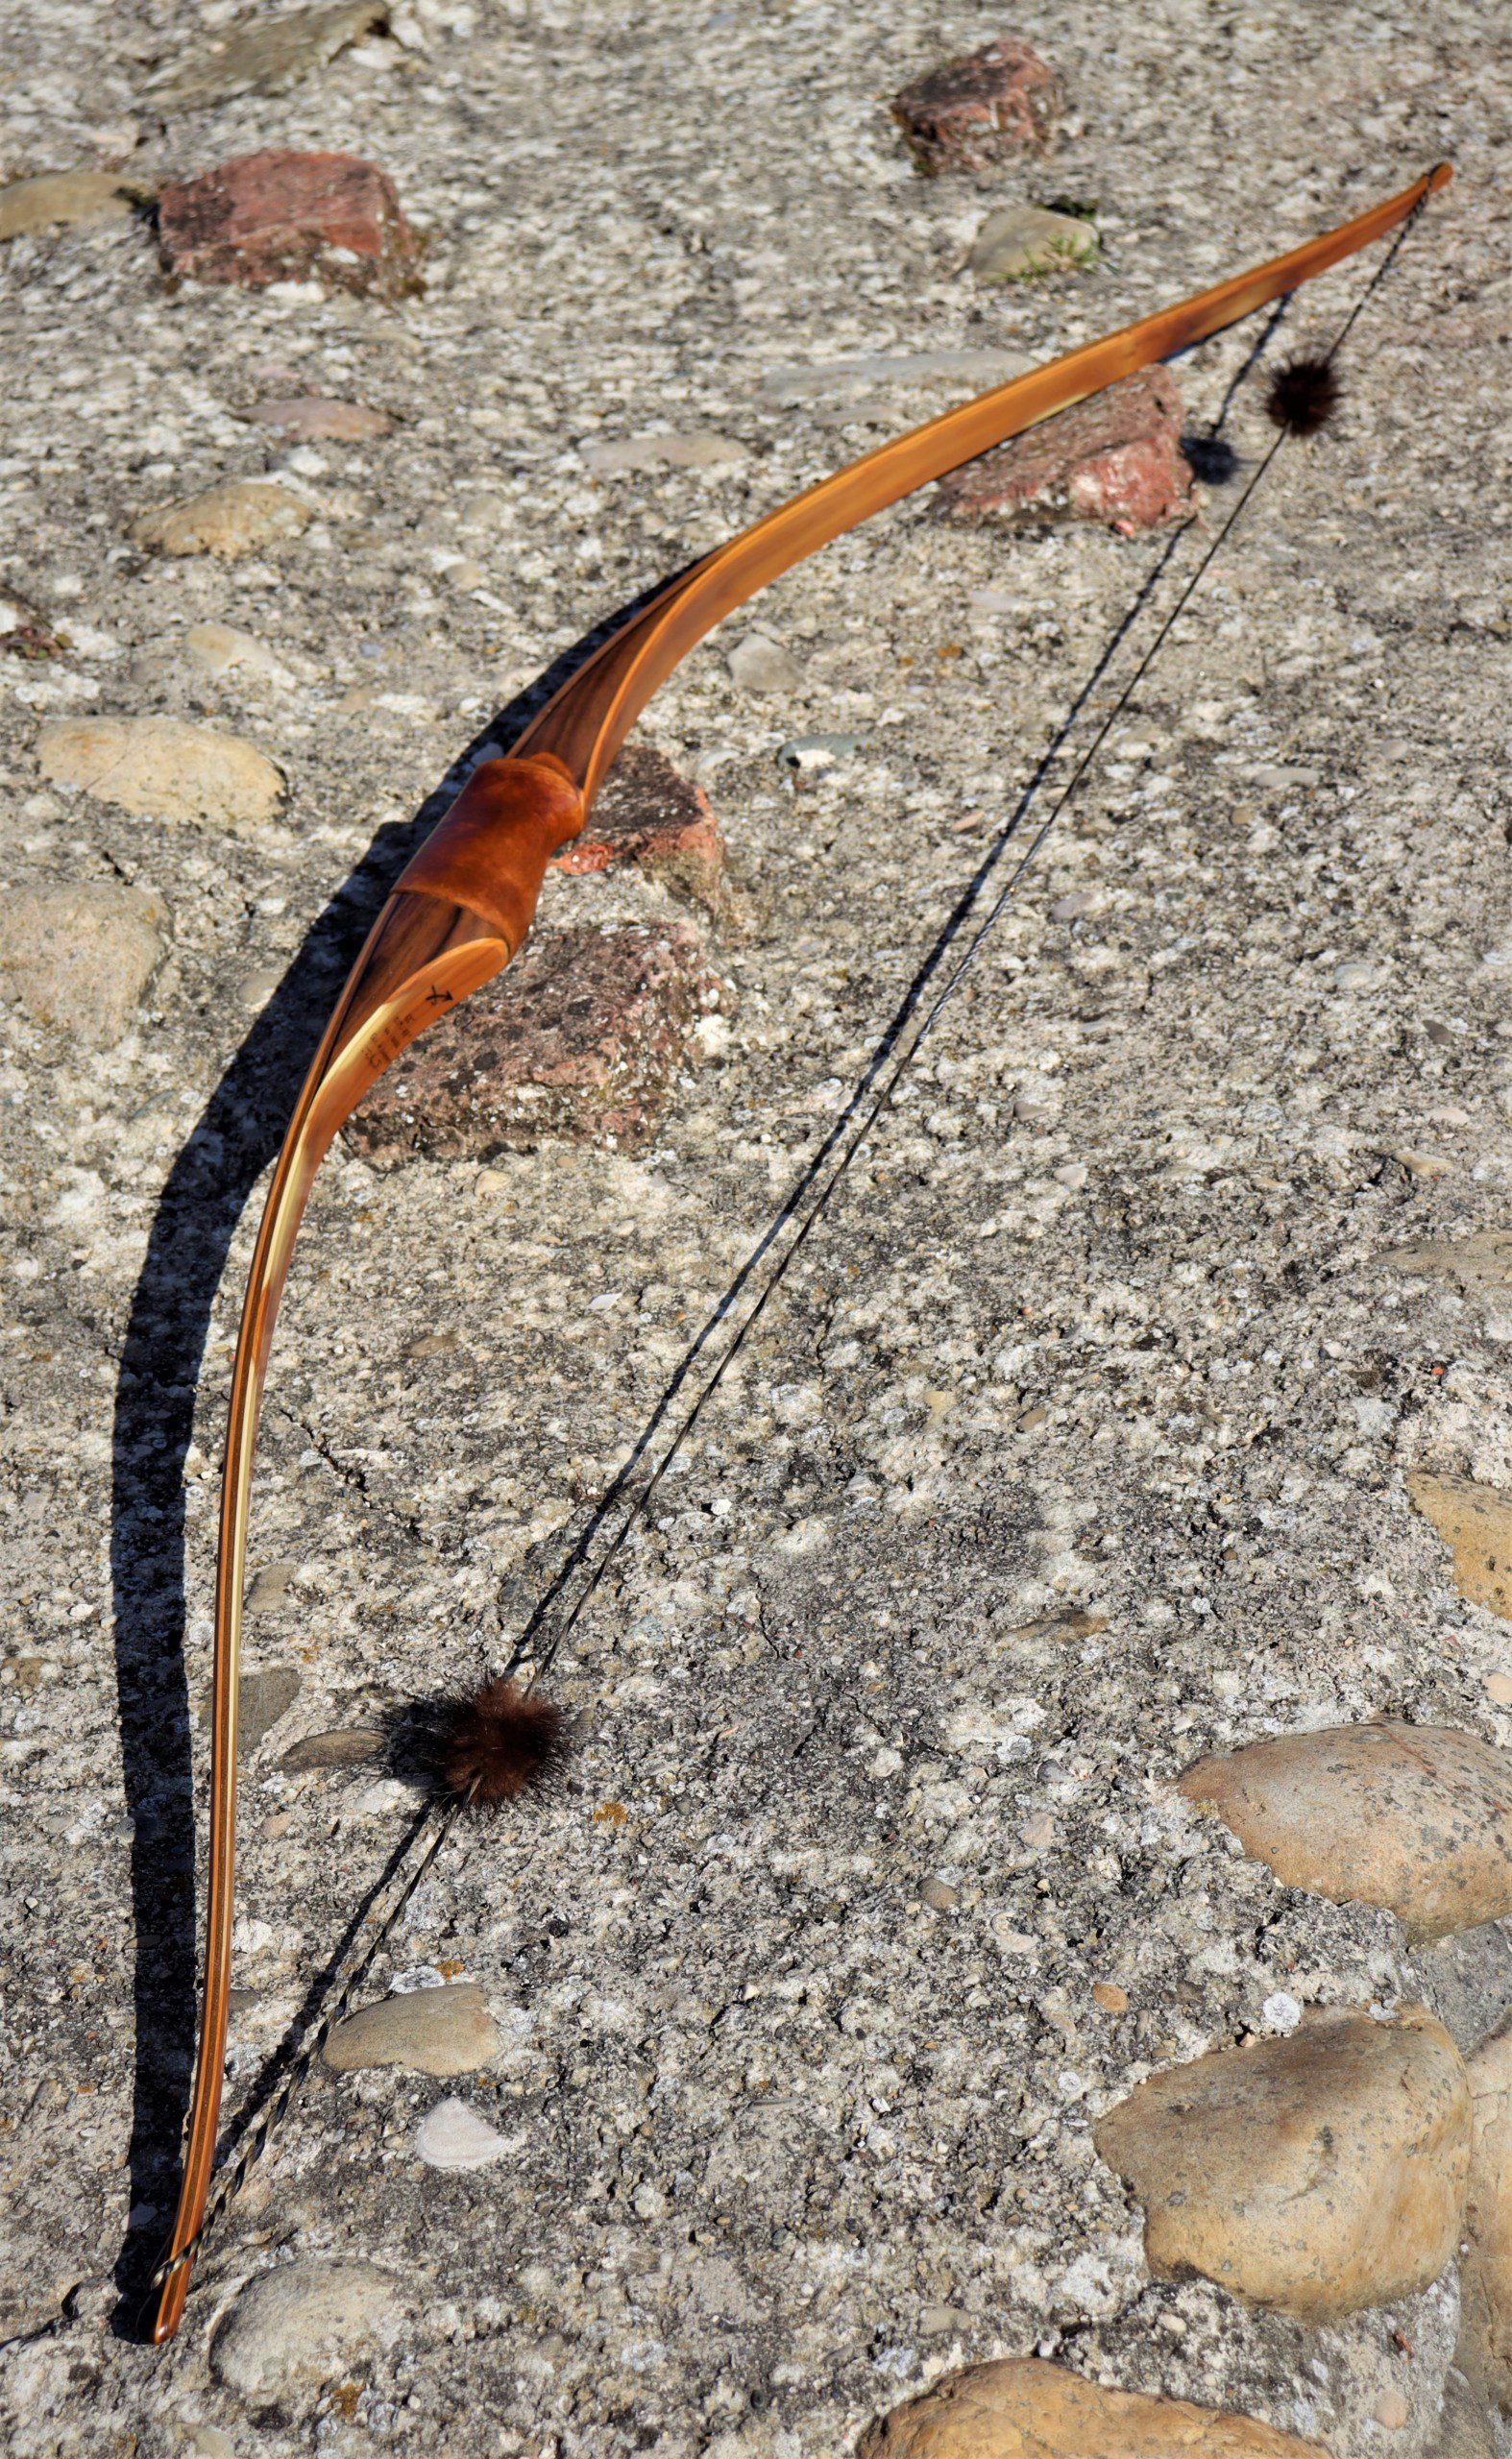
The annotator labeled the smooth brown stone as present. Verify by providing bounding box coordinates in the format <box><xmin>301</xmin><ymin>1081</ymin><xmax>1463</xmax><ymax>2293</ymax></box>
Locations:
<box><xmin>1458</xmin><ymin>2023</ymin><xmax>1512</xmax><ymax>2410</ymax></box>
<box><xmin>131</xmin><ymin>478</ymin><xmax>312</xmax><ymax>558</ymax></box>
<box><xmin>324</xmin><ymin>1981</ymin><xmax>500</xmax><ymax>2076</ymax></box>
<box><xmin>37</xmin><ymin>717</ymin><xmax>284</xmax><ymax>830</ymax></box>
<box><xmin>1177</xmin><ymin>1721</ymin><xmax>1512</xmax><ymax>1942</ymax></box>
<box><xmin>1094</xmin><ymin>2004</ymin><xmax>1470</xmax><ymax>2318</ymax></box>
<box><xmin>0</xmin><ymin>170</ymin><xmax>146</xmax><ymax>239</ymax></box>
<box><xmin>244</xmin><ymin>395</ymin><xmax>391</xmax><ymax>440</ymax></box>
<box><xmin>856</xmin><ymin>2357</ymin><xmax>1327</xmax><ymax>2457</ymax></box>
<box><xmin>1391</xmin><ymin>1230</ymin><xmax>1512</xmax><ymax>1290</ymax></box>
<box><xmin>1407</xmin><ymin>1473</ymin><xmax>1512</xmax><ymax>1619</ymax></box>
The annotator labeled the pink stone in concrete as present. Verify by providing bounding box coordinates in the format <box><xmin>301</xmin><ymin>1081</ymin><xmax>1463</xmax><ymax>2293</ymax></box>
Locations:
<box><xmin>245</xmin><ymin>396</ymin><xmax>391</xmax><ymax>440</ymax></box>
<box><xmin>937</xmin><ymin>367</ymin><xmax>1195</xmax><ymax>535</ymax></box>
<box><xmin>158</xmin><ymin>150</ymin><xmax>420</xmax><ymax>299</ymax></box>
<box><xmin>892</xmin><ymin>37</ymin><xmax>1063</xmax><ymax>177</ymax></box>
<box><xmin>549</xmin><ymin>743</ymin><xmax>726</xmax><ymax>917</ymax></box>
<box><xmin>344</xmin><ymin>923</ymin><xmax>725</xmax><ymax>1161</ymax></box>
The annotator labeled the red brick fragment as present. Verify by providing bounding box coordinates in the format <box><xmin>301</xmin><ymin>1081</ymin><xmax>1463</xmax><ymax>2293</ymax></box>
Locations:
<box><xmin>549</xmin><ymin>743</ymin><xmax>726</xmax><ymax>918</ymax></box>
<box><xmin>892</xmin><ymin>37</ymin><xmax>1063</xmax><ymax>177</ymax></box>
<box><xmin>937</xmin><ymin>368</ymin><xmax>1195</xmax><ymax>535</ymax></box>
<box><xmin>158</xmin><ymin>149</ymin><xmax>420</xmax><ymax>299</ymax></box>
<box><xmin>344</xmin><ymin>924</ymin><xmax>725</xmax><ymax>1161</ymax></box>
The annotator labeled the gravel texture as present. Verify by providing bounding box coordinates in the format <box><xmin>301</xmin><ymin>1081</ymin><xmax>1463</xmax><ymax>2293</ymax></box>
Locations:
<box><xmin>0</xmin><ymin>0</ymin><xmax>1508</xmax><ymax>2454</ymax></box>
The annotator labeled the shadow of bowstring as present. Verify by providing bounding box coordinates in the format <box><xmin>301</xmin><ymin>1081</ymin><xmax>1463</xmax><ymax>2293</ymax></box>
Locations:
<box><xmin>114</xmin><ymin>295</ymin><xmax>1288</xmax><ymax>2332</ymax></box>
<box><xmin>108</xmin><ymin>568</ymin><xmax>695</xmax><ymax>2329</ymax></box>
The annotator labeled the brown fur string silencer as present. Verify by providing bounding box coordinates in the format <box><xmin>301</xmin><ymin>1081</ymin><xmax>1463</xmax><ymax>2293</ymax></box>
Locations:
<box><xmin>1265</xmin><ymin>353</ymin><xmax>1342</xmax><ymax>436</ymax></box>
<box><xmin>419</xmin><ymin>1678</ymin><xmax>569</xmax><ymax>1807</ymax></box>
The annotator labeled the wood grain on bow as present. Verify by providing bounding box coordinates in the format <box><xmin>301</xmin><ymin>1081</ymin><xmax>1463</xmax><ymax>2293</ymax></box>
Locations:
<box><xmin>146</xmin><ymin>162</ymin><xmax>1451</xmax><ymax>2343</ymax></box>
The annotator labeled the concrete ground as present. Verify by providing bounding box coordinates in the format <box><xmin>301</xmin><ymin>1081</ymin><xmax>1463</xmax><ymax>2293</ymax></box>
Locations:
<box><xmin>0</xmin><ymin>0</ymin><xmax>1509</xmax><ymax>2451</ymax></box>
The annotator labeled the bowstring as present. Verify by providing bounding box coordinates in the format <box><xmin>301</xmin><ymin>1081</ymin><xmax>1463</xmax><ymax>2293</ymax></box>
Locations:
<box><xmin>511</xmin><ymin>175</ymin><xmax>1432</xmax><ymax>1696</ymax></box>
<box><xmin>158</xmin><ymin>184</ymin><xmax>1432</xmax><ymax>2298</ymax></box>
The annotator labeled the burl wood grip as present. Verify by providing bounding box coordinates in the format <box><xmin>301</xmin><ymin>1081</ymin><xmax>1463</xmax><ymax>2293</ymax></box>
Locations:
<box><xmin>396</xmin><ymin>753</ymin><xmax>585</xmax><ymax>949</ymax></box>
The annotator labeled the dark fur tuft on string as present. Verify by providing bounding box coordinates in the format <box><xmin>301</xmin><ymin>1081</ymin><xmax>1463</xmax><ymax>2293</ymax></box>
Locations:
<box><xmin>417</xmin><ymin>1678</ymin><xmax>568</xmax><ymax>1808</ymax></box>
<box><xmin>1264</xmin><ymin>354</ymin><xmax>1342</xmax><ymax>438</ymax></box>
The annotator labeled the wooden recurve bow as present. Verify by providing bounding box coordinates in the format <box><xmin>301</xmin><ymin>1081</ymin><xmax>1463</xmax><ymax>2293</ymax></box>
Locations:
<box><xmin>146</xmin><ymin>163</ymin><xmax>1451</xmax><ymax>2342</ymax></box>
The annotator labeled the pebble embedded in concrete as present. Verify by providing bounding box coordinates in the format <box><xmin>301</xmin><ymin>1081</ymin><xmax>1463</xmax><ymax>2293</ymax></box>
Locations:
<box><xmin>0</xmin><ymin>170</ymin><xmax>146</xmax><ymax>240</ymax></box>
<box><xmin>1406</xmin><ymin>1474</ymin><xmax>1512</xmax><ymax>1619</ymax></box>
<box><xmin>142</xmin><ymin>0</ymin><xmax>390</xmax><ymax>111</ymax></box>
<box><xmin>208</xmin><ymin>2258</ymin><xmax>402</xmax><ymax>2411</ymax></box>
<box><xmin>890</xmin><ymin>38</ymin><xmax>1064</xmax><ymax>176</ymax></box>
<box><xmin>1178</xmin><ymin>1720</ymin><xmax>1512</xmax><ymax>1941</ymax></box>
<box><xmin>967</xmin><ymin>203</ymin><xmax>1099</xmax><ymax>281</ymax></box>
<box><xmin>1456</xmin><ymin>2021</ymin><xmax>1512</xmax><ymax>2410</ymax></box>
<box><xmin>727</xmin><ymin>631</ymin><xmax>804</xmax><ymax>693</ymax></box>
<box><xmin>130</xmin><ymin>479</ymin><xmax>313</xmax><ymax>559</ymax></box>
<box><xmin>157</xmin><ymin>148</ymin><xmax>421</xmax><ymax>297</ymax></box>
<box><xmin>324</xmin><ymin>1980</ymin><xmax>501</xmax><ymax>2076</ymax></box>
<box><xmin>583</xmin><ymin>429</ymin><xmax>745</xmax><ymax>473</ymax></box>
<box><xmin>1094</xmin><ymin>2004</ymin><xmax>1471</xmax><ymax>2318</ymax></box>
<box><xmin>414</xmin><ymin>2094</ymin><xmax>511</xmax><ymax>2169</ymax></box>
<box><xmin>36</xmin><ymin>716</ymin><xmax>284</xmax><ymax>828</ymax></box>
<box><xmin>937</xmin><ymin>368</ymin><xmax>1194</xmax><ymax>534</ymax></box>
<box><xmin>0</xmin><ymin>876</ymin><xmax>165</xmax><ymax>1045</ymax></box>
<box><xmin>549</xmin><ymin>743</ymin><xmax>727</xmax><ymax>916</ymax></box>
<box><xmin>343</xmin><ymin>922</ymin><xmax>726</xmax><ymax>1161</ymax></box>
<box><xmin>856</xmin><ymin>2357</ymin><xmax>1327</xmax><ymax>2457</ymax></box>
<box><xmin>280</xmin><ymin>1726</ymin><xmax>386</xmax><ymax>1771</ymax></box>
<box><xmin>244</xmin><ymin>395</ymin><xmax>391</xmax><ymax>440</ymax></box>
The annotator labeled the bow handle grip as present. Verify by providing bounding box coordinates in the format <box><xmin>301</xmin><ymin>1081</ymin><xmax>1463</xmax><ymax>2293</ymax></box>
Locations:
<box><xmin>397</xmin><ymin>753</ymin><xmax>585</xmax><ymax>955</ymax></box>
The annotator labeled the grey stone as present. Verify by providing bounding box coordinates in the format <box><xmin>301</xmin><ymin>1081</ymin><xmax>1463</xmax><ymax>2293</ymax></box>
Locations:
<box><xmin>727</xmin><ymin>631</ymin><xmax>803</xmax><ymax>693</ymax></box>
<box><xmin>778</xmin><ymin>733</ymin><xmax>866</xmax><ymax>775</ymax></box>
<box><xmin>209</xmin><ymin>2258</ymin><xmax>402</xmax><ymax>2409</ymax></box>
<box><xmin>197</xmin><ymin>1664</ymin><xmax>302</xmax><ymax>1755</ymax></box>
<box><xmin>583</xmin><ymin>430</ymin><xmax>745</xmax><ymax>473</ymax></box>
<box><xmin>414</xmin><ymin>2094</ymin><xmax>511</xmax><ymax>2169</ymax></box>
<box><xmin>0</xmin><ymin>877</ymin><xmax>165</xmax><ymax>1045</ymax></box>
<box><xmin>280</xmin><ymin>1725</ymin><xmax>385</xmax><ymax>1771</ymax></box>
<box><xmin>244</xmin><ymin>1559</ymin><xmax>300</xmax><ymax>1612</ymax></box>
<box><xmin>143</xmin><ymin>0</ymin><xmax>389</xmax><ymax>110</ymax></box>
<box><xmin>324</xmin><ymin>1981</ymin><xmax>500</xmax><ymax>2075</ymax></box>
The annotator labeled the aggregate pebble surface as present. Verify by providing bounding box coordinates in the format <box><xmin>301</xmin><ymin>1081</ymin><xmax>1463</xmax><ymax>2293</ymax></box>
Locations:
<box><xmin>0</xmin><ymin>0</ymin><xmax>1509</xmax><ymax>2454</ymax></box>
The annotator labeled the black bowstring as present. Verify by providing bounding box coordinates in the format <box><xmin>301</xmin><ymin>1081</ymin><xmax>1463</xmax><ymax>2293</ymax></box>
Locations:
<box><xmin>166</xmin><ymin>187</ymin><xmax>1431</xmax><ymax>2288</ymax></box>
<box><xmin>512</xmin><ymin>187</ymin><xmax>1429</xmax><ymax>1696</ymax></box>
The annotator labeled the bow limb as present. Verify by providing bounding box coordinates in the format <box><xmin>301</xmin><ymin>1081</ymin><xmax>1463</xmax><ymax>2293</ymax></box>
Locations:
<box><xmin>147</xmin><ymin>160</ymin><xmax>1450</xmax><ymax>2344</ymax></box>
<box><xmin>147</xmin><ymin>756</ymin><xmax>583</xmax><ymax>2341</ymax></box>
<box><xmin>515</xmin><ymin>163</ymin><xmax>1451</xmax><ymax>799</ymax></box>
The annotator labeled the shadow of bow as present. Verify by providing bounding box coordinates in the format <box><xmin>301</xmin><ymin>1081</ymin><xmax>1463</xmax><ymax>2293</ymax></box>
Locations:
<box><xmin>108</xmin><ymin>574</ymin><xmax>693</xmax><ymax>2333</ymax></box>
